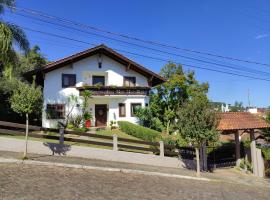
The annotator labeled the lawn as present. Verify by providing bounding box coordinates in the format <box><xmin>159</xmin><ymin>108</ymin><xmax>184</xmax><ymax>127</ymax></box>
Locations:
<box><xmin>95</xmin><ymin>129</ymin><xmax>141</xmax><ymax>140</ymax></box>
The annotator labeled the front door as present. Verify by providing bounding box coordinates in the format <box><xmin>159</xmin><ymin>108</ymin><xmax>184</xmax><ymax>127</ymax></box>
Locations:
<box><xmin>95</xmin><ymin>104</ymin><xmax>107</xmax><ymax>127</ymax></box>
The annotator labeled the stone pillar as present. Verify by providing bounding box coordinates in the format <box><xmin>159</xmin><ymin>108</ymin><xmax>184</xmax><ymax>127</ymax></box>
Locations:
<box><xmin>256</xmin><ymin>148</ymin><xmax>265</xmax><ymax>177</ymax></box>
<box><xmin>113</xmin><ymin>134</ymin><xmax>118</xmax><ymax>151</ymax></box>
<box><xmin>159</xmin><ymin>141</ymin><xmax>164</xmax><ymax>157</ymax></box>
<box><xmin>250</xmin><ymin>130</ymin><xmax>258</xmax><ymax>176</ymax></box>
<box><xmin>234</xmin><ymin>131</ymin><xmax>241</xmax><ymax>167</ymax></box>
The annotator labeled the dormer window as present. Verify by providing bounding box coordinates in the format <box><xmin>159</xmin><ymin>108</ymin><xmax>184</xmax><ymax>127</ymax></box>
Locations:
<box><xmin>124</xmin><ymin>76</ymin><xmax>136</xmax><ymax>87</ymax></box>
<box><xmin>62</xmin><ymin>74</ymin><xmax>76</xmax><ymax>88</ymax></box>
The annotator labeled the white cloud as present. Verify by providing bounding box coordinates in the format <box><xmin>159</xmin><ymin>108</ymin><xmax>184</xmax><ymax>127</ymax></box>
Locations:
<box><xmin>255</xmin><ymin>34</ymin><xmax>269</xmax><ymax>40</ymax></box>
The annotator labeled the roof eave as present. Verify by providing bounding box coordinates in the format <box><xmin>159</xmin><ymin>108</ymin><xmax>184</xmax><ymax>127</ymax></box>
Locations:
<box><xmin>24</xmin><ymin>45</ymin><xmax>167</xmax><ymax>86</ymax></box>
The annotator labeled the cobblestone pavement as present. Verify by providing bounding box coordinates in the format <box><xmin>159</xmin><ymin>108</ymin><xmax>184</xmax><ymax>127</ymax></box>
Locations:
<box><xmin>1</xmin><ymin>163</ymin><xmax>270</xmax><ymax>200</ymax></box>
<box><xmin>0</xmin><ymin>151</ymin><xmax>269</xmax><ymax>187</ymax></box>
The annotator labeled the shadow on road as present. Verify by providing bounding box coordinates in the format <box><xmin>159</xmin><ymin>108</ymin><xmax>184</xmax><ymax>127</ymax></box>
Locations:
<box><xmin>43</xmin><ymin>142</ymin><xmax>71</xmax><ymax>155</ymax></box>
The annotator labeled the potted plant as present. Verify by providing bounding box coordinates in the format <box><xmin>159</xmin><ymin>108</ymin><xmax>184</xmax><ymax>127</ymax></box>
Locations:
<box><xmin>84</xmin><ymin>112</ymin><xmax>92</xmax><ymax>128</ymax></box>
<box><xmin>110</xmin><ymin>120</ymin><xmax>117</xmax><ymax>130</ymax></box>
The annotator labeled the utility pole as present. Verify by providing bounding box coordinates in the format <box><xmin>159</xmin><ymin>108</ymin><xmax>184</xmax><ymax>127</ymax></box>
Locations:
<box><xmin>248</xmin><ymin>89</ymin><xmax>251</xmax><ymax>108</ymax></box>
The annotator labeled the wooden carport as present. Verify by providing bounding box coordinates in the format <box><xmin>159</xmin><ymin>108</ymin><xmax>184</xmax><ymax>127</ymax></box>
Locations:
<box><xmin>217</xmin><ymin>112</ymin><xmax>270</xmax><ymax>176</ymax></box>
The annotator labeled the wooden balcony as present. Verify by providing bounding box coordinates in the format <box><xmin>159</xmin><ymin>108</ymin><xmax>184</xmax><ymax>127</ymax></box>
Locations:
<box><xmin>77</xmin><ymin>86</ymin><xmax>150</xmax><ymax>96</ymax></box>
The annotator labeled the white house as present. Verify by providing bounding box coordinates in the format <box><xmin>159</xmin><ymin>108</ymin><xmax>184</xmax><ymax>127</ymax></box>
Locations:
<box><xmin>26</xmin><ymin>44</ymin><xmax>166</xmax><ymax>128</ymax></box>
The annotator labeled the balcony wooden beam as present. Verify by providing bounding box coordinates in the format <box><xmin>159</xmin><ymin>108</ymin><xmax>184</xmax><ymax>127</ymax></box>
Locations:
<box><xmin>77</xmin><ymin>86</ymin><xmax>150</xmax><ymax>96</ymax></box>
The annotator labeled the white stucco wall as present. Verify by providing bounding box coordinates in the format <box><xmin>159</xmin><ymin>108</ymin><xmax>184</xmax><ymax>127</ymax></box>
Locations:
<box><xmin>42</xmin><ymin>54</ymin><xmax>150</xmax><ymax>128</ymax></box>
<box><xmin>87</xmin><ymin>96</ymin><xmax>149</xmax><ymax>126</ymax></box>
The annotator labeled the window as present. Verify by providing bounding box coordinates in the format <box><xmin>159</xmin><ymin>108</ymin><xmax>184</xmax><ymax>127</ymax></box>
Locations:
<box><xmin>62</xmin><ymin>74</ymin><xmax>76</xmax><ymax>88</ymax></box>
<box><xmin>93</xmin><ymin>76</ymin><xmax>105</xmax><ymax>86</ymax></box>
<box><xmin>124</xmin><ymin>76</ymin><xmax>136</xmax><ymax>87</ymax></box>
<box><xmin>46</xmin><ymin>104</ymin><xmax>65</xmax><ymax>119</ymax></box>
<box><xmin>119</xmin><ymin>103</ymin><xmax>126</xmax><ymax>117</ymax></box>
<box><xmin>130</xmin><ymin>103</ymin><xmax>142</xmax><ymax>117</ymax></box>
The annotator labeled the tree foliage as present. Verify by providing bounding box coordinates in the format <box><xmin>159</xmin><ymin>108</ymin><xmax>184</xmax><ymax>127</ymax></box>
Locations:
<box><xmin>10</xmin><ymin>80</ymin><xmax>43</xmax><ymax>115</ymax></box>
<box><xmin>262</xmin><ymin>112</ymin><xmax>270</xmax><ymax>142</ymax></box>
<box><xmin>0</xmin><ymin>45</ymin><xmax>47</xmax><ymax>123</ymax></box>
<box><xmin>176</xmin><ymin>92</ymin><xmax>219</xmax><ymax>177</ymax></box>
<box><xmin>136</xmin><ymin>62</ymin><xmax>209</xmax><ymax>134</ymax></box>
<box><xmin>9</xmin><ymin>80</ymin><xmax>42</xmax><ymax>158</ymax></box>
<box><xmin>177</xmin><ymin>93</ymin><xmax>219</xmax><ymax>147</ymax></box>
<box><xmin>16</xmin><ymin>45</ymin><xmax>47</xmax><ymax>75</ymax></box>
<box><xmin>0</xmin><ymin>0</ymin><xmax>29</xmax><ymax>77</ymax></box>
<box><xmin>0</xmin><ymin>45</ymin><xmax>47</xmax><ymax>89</ymax></box>
<box><xmin>0</xmin><ymin>0</ymin><xmax>29</xmax><ymax>53</ymax></box>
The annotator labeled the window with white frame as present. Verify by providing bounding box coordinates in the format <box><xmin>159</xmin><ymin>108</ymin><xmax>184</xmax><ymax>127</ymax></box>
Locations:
<box><xmin>46</xmin><ymin>104</ymin><xmax>65</xmax><ymax>119</ymax></box>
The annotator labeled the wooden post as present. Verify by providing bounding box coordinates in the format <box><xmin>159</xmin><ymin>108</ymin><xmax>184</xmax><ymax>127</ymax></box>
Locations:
<box><xmin>234</xmin><ymin>131</ymin><xmax>241</xmax><ymax>167</ymax></box>
<box><xmin>23</xmin><ymin>113</ymin><xmax>29</xmax><ymax>159</ymax></box>
<box><xmin>113</xmin><ymin>134</ymin><xmax>118</xmax><ymax>151</ymax></box>
<box><xmin>159</xmin><ymin>141</ymin><xmax>164</xmax><ymax>157</ymax></box>
<box><xmin>195</xmin><ymin>147</ymin><xmax>200</xmax><ymax>177</ymax></box>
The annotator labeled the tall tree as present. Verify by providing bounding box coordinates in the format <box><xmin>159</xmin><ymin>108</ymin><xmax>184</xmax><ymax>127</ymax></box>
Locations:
<box><xmin>0</xmin><ymin>0</ymin><xmax>29</xmax><ymax>77</ymax></box>
<box><xmin>10</xmin><ymin>80</ymin><xmax>43</xmax><ymax>158</ymax></box>
<box><xmin>136</xmin><ymin>62</ymin><xmax>208</xmax><ymax>134</ymax></box>
<box><xmin>16</xmin><ymin>45</ymin><xmax>47</xmax><ymax>75</ymax></box>
<box><xmin>177</xmin><ymin>93</ymin><xmax>219</xmax><ymax>177</ymax></box>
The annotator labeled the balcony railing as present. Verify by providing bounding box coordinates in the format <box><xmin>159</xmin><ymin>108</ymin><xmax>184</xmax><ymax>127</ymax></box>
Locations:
<box><xmin>77</xmin><ymin>86</ymin><xmax>150</xmax><ymax>96</ymax></box>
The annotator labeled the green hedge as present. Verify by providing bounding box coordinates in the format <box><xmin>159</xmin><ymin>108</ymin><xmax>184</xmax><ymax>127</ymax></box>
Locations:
<box><xmin>118</xmin><ymin>121</ymin><xmax>161</xmax><ymax>142</ymax></box>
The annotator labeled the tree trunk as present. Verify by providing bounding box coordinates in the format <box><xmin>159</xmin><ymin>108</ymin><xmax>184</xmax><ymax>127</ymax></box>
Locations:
<box><xmin>166</xmin><ymin>121</ymin><xmax>170</xmax><ymax>135</ymax></box>
<box><xmin>195</xmin><ymin>147</ymin><xmax>200</xmax><ymax>177</ymax></box>
<box><xmin>23</xmin><ymin>113</ymin><xmax>29</xmax><ymax>159</ymax></box>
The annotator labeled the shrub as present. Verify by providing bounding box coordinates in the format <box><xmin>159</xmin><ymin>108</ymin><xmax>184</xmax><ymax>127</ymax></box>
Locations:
<box><xmin>73</xmin><ymin>127</ymin><xmax>88</xmax><ymax>132</ymax></box>
<box><xmin>110</xmin><ymin>120</ymin><xmax>117</xmax><ymax>130</ymax></box>
<box><xmin>262</xmin><ymin>147</ymin><xmax>270</xmax><ymax>160</ymax></box>
<box><xmin>261</xmin><ymin>147</ymin><xmax>270</xmax><ymax>178</ymax></box>
<box><xmin>239</xmin><ymin>158</ymin><xmax>253</xmax><ymax>172</ymax></box>
<box><xmin>118</xmin><ymin>121</ymin><xmax>161</xmax><ymax>142</ymax></box>
<box><xmin>83</xmin><ymin>112</ymin><xmax>92</xmax><ymax>120</ymax></box>
<box><xmin>160</xmin><ymin>133</ymin><xmax>188</xmax><ymax>148</ymax></box>
<box><xmin>68</xmin><ymin>115</ymin><xmax>83</xmax><ymax>128</ymax></box>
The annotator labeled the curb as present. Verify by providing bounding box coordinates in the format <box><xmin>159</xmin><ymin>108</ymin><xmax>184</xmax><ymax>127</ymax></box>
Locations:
<box><xmin>0</xmin><ymin>157</ymin><xmax>210</xmax><ymax>182</ymax></box>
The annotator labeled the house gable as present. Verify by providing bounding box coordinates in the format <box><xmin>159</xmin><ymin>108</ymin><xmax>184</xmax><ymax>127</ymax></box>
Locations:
<box><xmin>26</xmin><ymin>44</ymin><xmax>166</xmax><ymax>87</ymax></box>
<box><xmin>45</xmin><ymin>53</ymin><xmax>150</xmax><ymax>88</ymax></box>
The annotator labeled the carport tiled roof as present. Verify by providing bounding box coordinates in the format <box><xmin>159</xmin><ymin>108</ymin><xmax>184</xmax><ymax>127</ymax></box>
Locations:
<box><xmin>217</xmin><ymin>112</ymin><xmax>270</xmax><ymax>131</ymax></box>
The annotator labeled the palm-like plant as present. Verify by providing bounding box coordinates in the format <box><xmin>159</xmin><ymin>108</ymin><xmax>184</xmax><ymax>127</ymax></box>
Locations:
<box><xmin>0</xmin><ymin>0</ymin><xmax>29</xmax><ymax>75</ymax></box>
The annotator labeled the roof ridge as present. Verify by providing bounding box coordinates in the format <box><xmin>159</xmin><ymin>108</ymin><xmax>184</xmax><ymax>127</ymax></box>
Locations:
<box><xmin>25</xmin><ymin>44</ymin><xmax>166</xmax><ymax>86</ymax></box>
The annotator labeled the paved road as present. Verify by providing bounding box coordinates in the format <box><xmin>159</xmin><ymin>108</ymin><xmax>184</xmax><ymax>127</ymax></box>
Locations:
<box><xmin>0</xmin><ymin>163</ymin><xmax>269</xmax><ymax>200</ymax></box>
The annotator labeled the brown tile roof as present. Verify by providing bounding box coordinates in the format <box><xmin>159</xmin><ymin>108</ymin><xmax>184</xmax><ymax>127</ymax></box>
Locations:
<box><xmin>25</xmin><ymin>44</ymin><xmax>166</xmax><ymax>86</ymax></box>
<box><xmin>217</xmin><ymin>112</ymin><xmax>270</xmax><ymax>131</ymax></box>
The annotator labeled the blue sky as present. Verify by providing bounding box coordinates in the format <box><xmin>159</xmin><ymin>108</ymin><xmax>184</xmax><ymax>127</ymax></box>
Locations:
<box><xmin>3</xmin><ymin>0</ymin><xmax>270</xmax><ymax>107</ymax></box>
